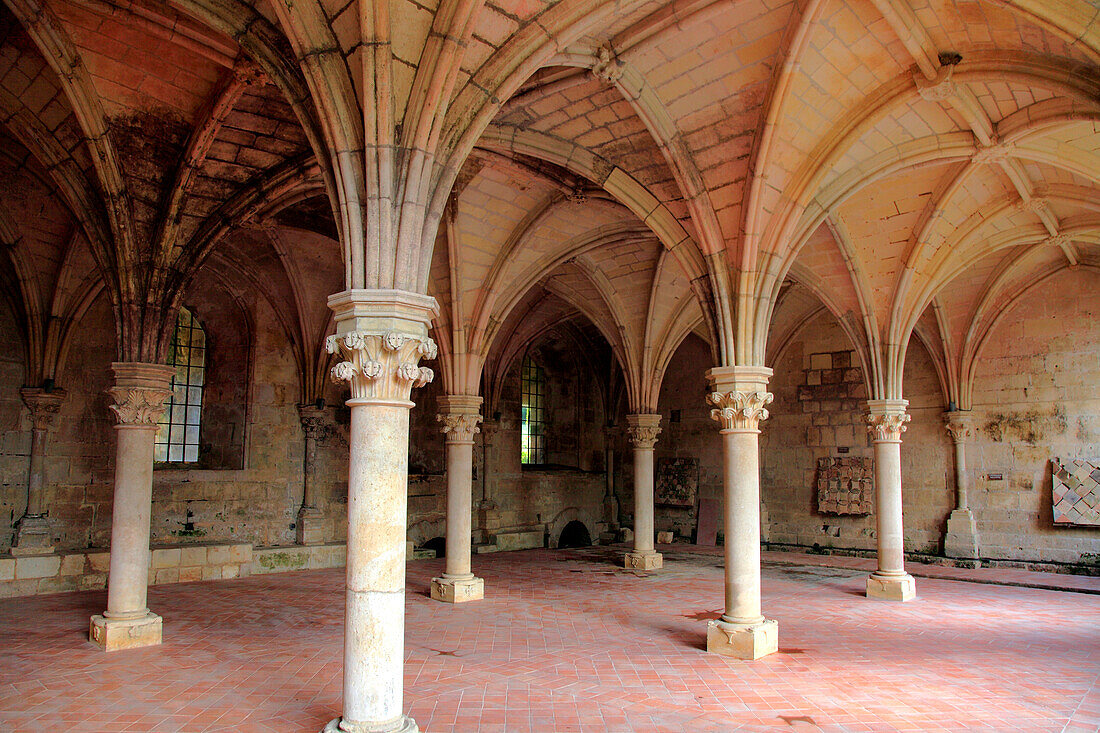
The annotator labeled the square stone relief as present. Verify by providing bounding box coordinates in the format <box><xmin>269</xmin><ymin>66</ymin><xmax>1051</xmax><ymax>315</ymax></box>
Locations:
<box><xmin>816</xmin><ymin>456</ymin><xmax>874</xmax><ymax>515</ymax></box>
<box><xmin>1051</xmin><ymin>458</ymin><xmax>1100</xmax><ymax>527</ymax></box>
<box><xmin>656</xmin><ymin>457</ymin><xmax>699</xmax><ymax>508</ymax></box>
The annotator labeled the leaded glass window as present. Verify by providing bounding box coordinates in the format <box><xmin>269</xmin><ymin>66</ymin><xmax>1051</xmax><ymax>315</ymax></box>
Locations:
<box><xmin>520</xmin><ymin>356</ymin><xmax>545</xmax><ymax>464</ymax></box>
<box><xmin>155</xmin><ymin>308</ymin><xmax>205</xmax><ymax>463</ymax></box>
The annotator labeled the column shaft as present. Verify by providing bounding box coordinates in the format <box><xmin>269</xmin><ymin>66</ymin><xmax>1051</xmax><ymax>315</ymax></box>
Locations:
<box><xmin>13</xmin><ymin>388</ymin><xmax>65</xmax><ymax>555</ymax></box>
<box><xmin>25</xmin><ymin>425</ymin><xmax>47</xmax><ymax>516</ymax></box>
<box><xmin>625</xmin><ymin>414</ymin><xmax>662</xmax><ymax>570</ymax></box>
<box><xmin>953</xmin><ymin>439</ymin><xmax>968</xmax><ymax>510</ymax></box>
<box><xmin>297</xmin><ymin>406</ymin><xmax>328</xmax><ymax>545</ymax></box>
<box><xmin>432</xmin><ymin>395</ymin><xmax>483</xmax><ymax>603</ymax></box>
<box><xmin>342</xmin><ymin>400</ymin><xmax>411</xmax><ymax>728</ymax></box>
<box><xmin>943</xmin><ymin>412</ymin><xmax>980</xmax><ymax>560</ymax></box>
<box><xmin>865</xmin><ymin>399</ymin><xmax>916</xmax><ymax>600</ymax></box>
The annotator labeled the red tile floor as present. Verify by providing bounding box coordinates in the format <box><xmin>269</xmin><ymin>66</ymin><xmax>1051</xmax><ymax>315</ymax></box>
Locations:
<box><xmin>1</xmin><ymin>546</ymin><xmax>1098</xmax><ymax>732</ymax></box>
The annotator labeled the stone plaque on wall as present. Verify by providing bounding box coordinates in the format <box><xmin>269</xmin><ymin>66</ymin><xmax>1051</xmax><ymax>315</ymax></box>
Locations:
<box><xmin>1052</xmin><ymin>458</ymin><xmax>1100</xmax><ymax>526</ymax></box>
<box><xmin>656</xmin><ymin>457</ymin><xmax>699</xmax><ymax>508</ymax></box>
<box><xmin>816</xmin><ymin>456</ymin><xmax>873</xmax><ymax>515</ymax></box>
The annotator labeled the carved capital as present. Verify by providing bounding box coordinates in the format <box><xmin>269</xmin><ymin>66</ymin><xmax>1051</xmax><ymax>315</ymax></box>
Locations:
<box><xmin>437</xmin><ymin>395</ymin><xmax>483</xmax><ymax>443</ymax></box>
<box><xmin>297</xmin><ymin>406</ymin><xmax>331</xmax><ymax>443</ymax></box>
<box><xmin>625</xmin><ymin>414</ymin><xmax>662</xmax><ymax>449</ymax></box>
<box><xmin>591</xmin><ymin>44</ymin><xmax>623</xmax><ymax>85</ymax></box>
<box><xmin>708</xmin><ymin>391</ymin><xmax>773</xmax><ymax>431</ymax></box>
<box><xmin>942</xmin><ymin>411</ymin><xmax>976</xmax><ymax>444</ymax></box>
<box><xmin>866</xmin><ymin>400</ymin><xmax>910</xmax><ymax>442</ymax></box>
<box><xmin>107</xmin><ymin>363</ymin><xmax>174</xmax><ymax>427</ymax></box>
<box><xmin>327</xmin><ymin>331</ymin><xmax>437</xmax><ymax>402</ymax></box>
<box><xmin>20</xmin><ymin>388</ymin><xmax>66</xmax><ymax>431</ymax></box>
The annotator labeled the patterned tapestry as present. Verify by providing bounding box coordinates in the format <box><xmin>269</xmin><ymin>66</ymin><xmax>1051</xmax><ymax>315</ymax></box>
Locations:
<box><xmin>816</xmin><ymin>456</ymin><xmax>874</xmax><ymax>515</ymax></box>
<box><xmin>1052</xmin><ymin>458</ymin><xmax>1100</xmax><ymax>526</ymax></box>
<box><xmin>656</xmin><ymin>457</ymin><xmax>699</xmax><ymax>508</ymax></box>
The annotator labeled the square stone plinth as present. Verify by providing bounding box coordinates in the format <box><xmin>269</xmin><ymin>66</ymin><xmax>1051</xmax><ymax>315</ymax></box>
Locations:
<box><xmin>89</xmin><ymin>612</ymin><xmax>162</xmax><ymax>651</ymax></box>
<box><xmin>867</xmin><ymin>573</ymin><xmax>916</xmax><ymax>601</ymax></box>
<box><xmin>707</xmin><ymin>618</ymin><xmax>779</xmax><ymax>659</ymax></box>
<box><xmin>431</xmin><ymin>575</ymin><xmax>484</xmax><ymax>603</ymax></box>
<box><xmin>625</xmin><ymin>551</ymin><xmax>662</xmax><ymax>570</ymax></box>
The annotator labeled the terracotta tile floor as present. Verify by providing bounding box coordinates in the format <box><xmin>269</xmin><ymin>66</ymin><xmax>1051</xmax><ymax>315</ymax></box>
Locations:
<box><xmin>1</xmin><ymin>546</ymin><xmax>1098</xmax><ymax>732</ymax></box>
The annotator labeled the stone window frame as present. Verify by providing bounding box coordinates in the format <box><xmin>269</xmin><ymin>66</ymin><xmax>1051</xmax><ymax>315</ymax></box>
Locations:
<box><xmin>520</xmin><ymin>355</ymin><xmax>547</xmax><ymax>465</ymax></box>
<box><xmin>154</xmin><ymin>307</ymin><xmax>206</xmax><ymax>463</ymax></box>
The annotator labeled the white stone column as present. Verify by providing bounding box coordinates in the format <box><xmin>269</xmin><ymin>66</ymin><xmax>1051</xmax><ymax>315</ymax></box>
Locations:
<box><xmin>865</xmin><ymin>399</ymin><xmax>916</xmax><ymax>601</ymax></box>
<box><xmin>943</xmin><ymin>411</ymin><xmax>980</xmax><ymax>560</ymax></box>
<box><xmin>297</xmin><ymin>405</ymin><xmax>329</xmax><ymax>545</ymax></box>
<box><xmin>431</xmin><ymin>395</ymin><xmax>484</xmax><ymax>603</ymax></box>
<box><xmin>89</xmin><ymin>362</ymin><xmax>174</xmax><ymax>651</ymax></box>
<box><xmin>624</xmin><ymin>414</ymin><xmax>662</xmax><ymax>570</ymax></box>
<box><xmin>11</xmin><ymin>388</ymin><xmax>65</xmax><ymax>556</ymax></box>
<box><xmin>704</xmin><ymin>366</ymin><xmax>778</xmax><ymax>660</ymax></box>
<box><xmin>322</xmin><ymin>289</ymin><xmax>437</xmax><ymax>733</ymax></box>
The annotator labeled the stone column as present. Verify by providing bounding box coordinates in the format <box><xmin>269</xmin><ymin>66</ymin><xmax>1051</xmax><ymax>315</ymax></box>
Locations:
<box><xmin>624</xmin><ymin>414</ymin><xmax>662</xmax><ymax>570</ymax></box>
<box><xmin>603</xmin><ymin>424</ymin><xmax>619</xmax><ymax>531</ymax></box>
<box><xmin>297</xmin><ymin>405</ymin><xmax>329</xmax><ymax>545</ymax></box>
<box><xmin>89</xmin><ymin>363</ymin><xmax>174</xmax><ymax>651</ymax></box>
<box><xmin>11</xmin><ymin>388</ymin><xmax>66</xmax><ymax>555</ymax></box>
<box><xmin>865</xmin><ymin>399</ymin><xmax>916</xmax><ymax>601</ymax></box>
<box><xmin>476</xmin><ymin>419</ymin><xmax>500</xmax><ymax>541</ymax></box>
<box><xmin>322</xmin><ymin>289</ymin><xmax>437</xmax><ymax>733</ymax></box>
<box><xmin>943</xmin><ymin>411</ymin><xmax>980</xmax><ymax>560</ymax></box>
<box><xmin>704</xmin><ymin>366</ymin><xmax>778</xmax><ymax>660</ymax></box>
<box><xmin>431</xmin><ymin>395</ymin><xmax>484</xmax><ymax>603</ymax></box>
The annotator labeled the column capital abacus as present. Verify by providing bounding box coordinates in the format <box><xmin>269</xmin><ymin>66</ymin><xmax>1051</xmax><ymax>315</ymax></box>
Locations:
<box><xmin>866</xmin><ymin>399</ymin><xmax>910</xmax><ymax>442</ymax></box>
<box><xmin>20</xmin><ymin>387</ymin><xmax>67</xmax><ymax>431</ymax></box>
<box><xmin>106</xmin><ymin>362</ymin><xmax>174</xmax><ymax>427</ymax></box>
<box><xmin>326</xmin><ymin>289</ymin><xmax>440</xmax><ymax>405</ymax></box>
<box><xmin>942</xmin><ymin>410</ymin><xmax>977</xmax><ymax>444</ymax></box>
<box><xmin>437</xmin><ymin>395</ymin><xmax>483</xmax><ymax>443</ymax></box>
<box><xmin>625</xmin><ymin>413</ymin><xmax>662</xmax><ymax>449</ymax></box>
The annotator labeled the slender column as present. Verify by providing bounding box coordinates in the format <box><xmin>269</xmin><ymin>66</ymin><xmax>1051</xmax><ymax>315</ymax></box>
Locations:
<box><xmin>476</xmin><ymin>419</ymin><xmax>500</xmax><ymax>541</ymax></box>
<box><xmin>624</xmin><ymin>414</ymin><xmax>662</xmax><ymax>570</ymax></box>
<box><xmin>297</xmin><ymin>405</ymin><xmax>329</xmax><ymax>545</ymax></box>
<box><xmin>943</xmin><ymin>411</ymin><xmax>980</xmax><ymax>560</ymax></box>
<box><xmin>603</xmin><ymin>424</ymin><xmax>619</xmax><ymax>531</ymax></box>
<box><xmin>11</xmin><ymin>388</ymin><xmax>66</xmax><ymax>556</ymax></box>
<box><xmin>704</xmin><ymin>366</ymin><xmax>778</xmax><ymax>660</ymax></box>
<box><xmin>431</xmin><ymin>395</ymin><xmax>484</xmax><ymax>603</ymax></box>
<box><xmin>322</xmin><ymin>289</ymin><xmax>437</xmax><ymax>733</ymax></box>
<box><xmin>865</xmin><ymin>399</ymin><xmax>917</xmax><ymax>601</ymax></box>
<box><xmin>89</xmin><ymin>363</ymin><xmax>174</xmax><ymax>651</ymax></box>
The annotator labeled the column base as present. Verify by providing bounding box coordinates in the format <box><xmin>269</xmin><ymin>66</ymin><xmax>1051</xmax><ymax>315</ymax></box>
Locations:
<box><xmin>866</xmin><ymin>572</ymin><xmax>916</xmax><ymax>601</ymax></box>
<box><xmin>323</xmin><ymin>715</ymin><xmax>418</xmax><ymax>733</ymax></box>
<box><xmin>625</xmin><ymin>551</ymin><xmax>662</xmax><ymax>570</ymax></box>
<box><xmin>89</xmin><ymin>612</ymin><xmax>162</xmax><ymax>651</ymax></box>
<box><xmin>430</xmin><ymin>575</ymin><xmax>484</xmax><ymax>603</ymax></box>
<box><xmin>706</xmin><ymin>618</ymin><xmax>779</xmax><ymax>660</ymax></box>
<box><xmin>944</xmin><ymin>508</ymin><xmax>980</xmax><ymax>560</ymax></box>
<box><xmin>296</xmin><ymin>507</ymin><xmax>325</xmax><ymax>545</ymax></box>
<box><xmin>11</xmin><ymin>515</ymin><xmax>54</xmax><ymax>556</ymax></box>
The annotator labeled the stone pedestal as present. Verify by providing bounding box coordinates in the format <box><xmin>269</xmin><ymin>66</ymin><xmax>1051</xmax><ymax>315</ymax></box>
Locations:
<box><xmin>865</xmin><ymin>400</ymin><xmax>916</xmax><ymax>602</ymax></box>
<box><xmin>296</xmin><ymin>506</ymin><xmax>326</xmax><ymax>546</ymax></box>
<box><xmin>706</xmin><ymin>618</ymin><xmax>779</xmax><ymax>659</ymax></box>
<box><xmin>89</xmin><ymin>611</ymin><xmax>162</xmax><ymax>652</ymax></box>
<box><xmin>944</xmin><ymin>508</ymin><xmax>979</xmax><ymax>560</ymax></box>
<box><xmin>90</xmin><ymin>363</ymin><xmax>174</xmax><ymax>651</ymax></box>
<box><xmin>432</xmin><ymin>395</ymin><xmax>484</xmax><ymax>603</ymax></box>
<box><xmin>322</xmin><ymin>289</ymin><xmax>437</xmax><ymax>733</ymax></box>
<box><xmin>625</xmin><ymin>414</ymin><xmax>662</xmax><ymax>570</ymax></box>
<box><xmin>704</xmin><ymin>366</ymin><xmax>779</xmax><ymax>659</ymax></box>
<box><xmin>12</xmin><ymin>388</ymin><xmax>65</xmax><ymax>556</ymax></box>
<box><xmin>624</xmin><ymin>551</ymin><xmax>662</xmax><ymax>570</ymax></box>
<box><xmin>430</xmin><ymin>574</ymin><xmax>484</xmax><ymax>603</ymax></box>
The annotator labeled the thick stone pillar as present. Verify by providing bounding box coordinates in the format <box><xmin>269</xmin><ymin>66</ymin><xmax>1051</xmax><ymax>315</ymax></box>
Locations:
<box><xmin>624</xmin><ymin>414</ymin><xmax>662</xmax><ymax>570</ymax></box>
<box><xmin>322</xmin><ymin>289</ymin><xmax>437</xmax><ymax>733</ymax></box>
<box><xmin>297</xmin><ymin>405</ymin><xmax>329</xmax><ymax>545</ymax></box>
<box><xmin>865</xmin><ymin>399</ymin><xmax>916</xmax><ymax>601</ymax></box>
<box><xmin>431</xmin><ymin>395</ymin><xmax>484</xmax><ymax>603</ymax></box>
<box><xmin>704</xmin><ymin>366</ymin><xmax>778</xmax><ymax>660</ymax></box>
<box><xmin>11</xmin><ymin>388</ymin><xmax>65</xmax><ymax>556</ymax></box>
<box><xmin>943</xmin><ymin>411</ymin><xmax>980</xmax><ymax>560</ymax></box>
<box><xmin>89</xmin><ymin>363</ymin><xmax>174</xmax><ymax>651</ymax></box>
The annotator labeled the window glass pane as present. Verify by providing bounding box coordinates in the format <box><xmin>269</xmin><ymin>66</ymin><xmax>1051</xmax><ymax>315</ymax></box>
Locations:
<box><xmin>157</xmin><ymin>307</ymin><xmax>205</xmax><ymax>464</ymax></box>
<box><xmin>154</xmin><ymin>444</ymin><xmax>168</xmax><ymax>462</ymax></box>
<box><xmin>184</xmin><ymin>445</ymin><xmax>198</xmax><ymax>462</ymax></box>
<box><xmin>520</xmin><ymin>356</ymin><xmax>546</xmax><ymax>464</ymax></box>
<box><xmin>168</xmin><ymin>444</ymin><xmax>183</xmax><ymax>462</ymax></box>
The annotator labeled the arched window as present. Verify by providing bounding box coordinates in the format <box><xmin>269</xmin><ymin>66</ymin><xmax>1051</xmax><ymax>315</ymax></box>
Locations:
<box><xmin>155</xmin><ymin>307</ymin><xmax>206</xmax><ymax>463</ymax></box>
<box><xmin>520</xmin><ymin>356</ymin><xmax>546</xmax><ymax>464</ymax></box>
